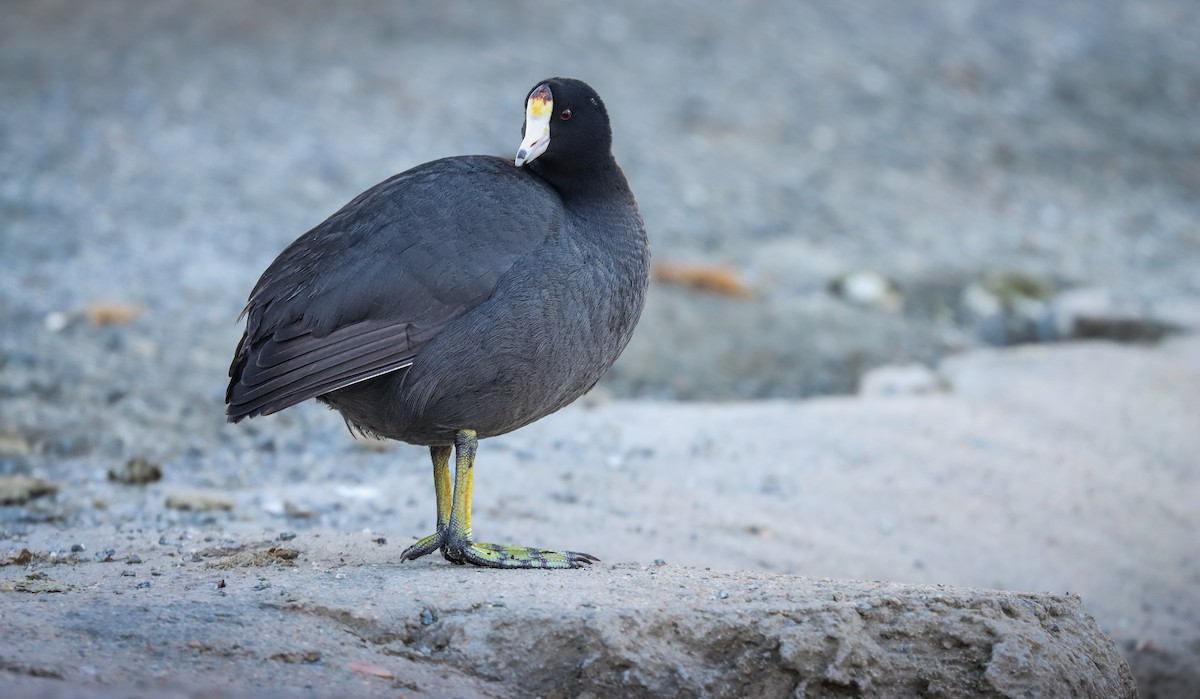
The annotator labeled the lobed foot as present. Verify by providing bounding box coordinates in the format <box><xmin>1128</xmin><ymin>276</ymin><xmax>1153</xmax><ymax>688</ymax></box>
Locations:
<box><xmin>453</xmin><ymin>541</ymin><xmax>598</xmax><ymax>569</ymax></box>
<box><xmin>402</xmin><ymin>431</ymin><xmax>596</xmax><ymax>570</ymax></box>
<box><xmin>399</xmin><ymin>531</ymin><xmax>596</xmax><ymax>569</ymax></box>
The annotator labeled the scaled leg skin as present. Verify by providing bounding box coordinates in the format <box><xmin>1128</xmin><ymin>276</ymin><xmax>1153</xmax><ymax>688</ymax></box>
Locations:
<box><xmin>398</xmin><ymin>445</ymin><xmax>452</xmax><ymax>562</ymax></box>
<box><xmin>400</xmin><ymin>429</ymin><xmax>597</xmax><ymax>569</ymax></box>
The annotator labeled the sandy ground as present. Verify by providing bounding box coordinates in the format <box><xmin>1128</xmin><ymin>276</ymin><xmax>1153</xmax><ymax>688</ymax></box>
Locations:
<box><xmin>3</xmin><ymin>0</ymin><xmax>1199</xmax><ymax>696</ymax></box>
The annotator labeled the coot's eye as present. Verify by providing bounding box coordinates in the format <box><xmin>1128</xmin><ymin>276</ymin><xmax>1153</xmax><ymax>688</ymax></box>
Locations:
<box><xmin>560</xmin><ymin>109</ymin><xmax>572</xmax><ymax>120</ymax></box>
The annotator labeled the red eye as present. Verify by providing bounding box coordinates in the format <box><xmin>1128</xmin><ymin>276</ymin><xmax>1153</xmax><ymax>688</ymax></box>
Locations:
<box><xmin>559</xmin><ymin>109</ymin><xmax>572</xmax><ymax>120</ymax></box>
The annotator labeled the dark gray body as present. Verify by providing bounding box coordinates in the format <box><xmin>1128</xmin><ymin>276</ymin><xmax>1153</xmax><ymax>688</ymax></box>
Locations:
<box><xmin>227</xmin><ymin>154</ymin><xmax>649</xmax><ymax>446</ymax></box>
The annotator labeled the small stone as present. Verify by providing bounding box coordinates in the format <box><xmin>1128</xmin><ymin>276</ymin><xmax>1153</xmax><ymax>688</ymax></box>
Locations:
<box><xmin>165</xmin><ymin>490</ymin><xmax>233</xmax><ymax>512</ymax></box>
<box><xmin>1051</xmin><ymin>287</ymin><xmax>1180</xmax><ymax>343</ymax></box>
<box><xmin>829</xmin><ymin>271</ymin><xmax>901</xmax><ymax>311</ymax></box>
<box><xmin>95</xmin><ymin>549</ymin><xmax>116</xmax><ymax>563</ymax></box>
<box><xmin>108</xmin><ymin>456</ymin><xmax>162</xmax><ymax>485</ymax></box>
<box><xmin>420</xmin><ymin>608</ymin><xmax>435</xmax><ymax>626</ymax></box>
<box><xmin>120</xmin><ymin>570</ymin><xmax>135</xmax><ymax>577</ymax></box>
<box><xmin>0</xmin><ymin>433</ymin><xmax>30</xmax><ymax>456</ymax></box>
<box><xmin>270</xmin><ymin>650</ymin><xmax>321</xmax><ymax>664</ymax></box>
<box><xmin>858</xmin><ymin>364</ymin><xmax>940</xmax><ymax>397</ymax></box>
<box><xmin>70</xmin><ymin>544</ymin><xmax>85</xmax><ymax>553</ymax></box>
<box><xmin>135</xmin><ymin>581</ymin><xmax>150</xmax><ymax>589</ymax></box>
<box><xmin>0</xmin><ymin>475</ymin><xmax>59</xmax><ymax>505</ymax></box>
<box><xmin>282</xmin><ymin>501</ymin><xmax>316</xmax><ymax>518</ymax></box>
<box><xmin>126</xmin><ymin>555</ymin><xmax>142</xmax><ymax>565</ymax></box>
<box><xmin>963</xmin><ymin>275</ymin><xmax>1056</xmax><ymax>345</ymax></box>
<box><xmin>270</xmin><ymin>547</ymin><xmax>300</xmax><ymax>561</ymax></box>
<box><xmin>278</xmin><ymin>531</ymin><xmax>297</xmax><ymax>541</ymax></box>
<box><xmin>718</xmin><ymin>590</ymin><xmax>730</xmax><ymax>599</ymax></box>
<box><xmin>43</xmin><ymin>311</ymin><xmax>70</xmax><ymax>332</ymax></box>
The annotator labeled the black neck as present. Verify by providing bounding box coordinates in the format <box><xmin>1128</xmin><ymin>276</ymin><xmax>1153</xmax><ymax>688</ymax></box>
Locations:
<box><xmin>530</xmin><ymin>156</ymin><xmax>632</xmax><ymax>204</ymax></box>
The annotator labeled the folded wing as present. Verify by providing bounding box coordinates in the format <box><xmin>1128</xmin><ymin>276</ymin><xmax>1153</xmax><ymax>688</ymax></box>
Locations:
<box><xmin>226</xmin><ymin>156</ymin><xmax>561</xmax><ymax>421</ymax></box>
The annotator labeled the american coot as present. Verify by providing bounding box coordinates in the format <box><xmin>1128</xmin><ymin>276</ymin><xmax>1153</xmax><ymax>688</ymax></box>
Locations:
<box><xmin>226</xmin><ymin>78</ymin><xmax>649</xmax><ymax>569</ymax></box>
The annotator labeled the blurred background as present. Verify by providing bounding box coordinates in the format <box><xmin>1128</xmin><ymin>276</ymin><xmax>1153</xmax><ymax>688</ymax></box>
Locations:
<box><xmin>2</xmin><ymin>0</ymin><xmax>1198</xmax><ymax>695</ymax></box>
<box><xmin>3</xmin><ymin>0</ymin><xmax>1197</xmax><ymax>406</ymax></box>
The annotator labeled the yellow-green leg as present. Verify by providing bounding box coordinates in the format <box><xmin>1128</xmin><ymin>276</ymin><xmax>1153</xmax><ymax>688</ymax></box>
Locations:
<box><xmin>399</xmin><ymin>429</ymin><xmax>597</xmax><ymax>569</ymax></box>
<box><xmin>398</xmin><ymin>444</ymin><xmax>452</xmax><ymax>562</ymax></box>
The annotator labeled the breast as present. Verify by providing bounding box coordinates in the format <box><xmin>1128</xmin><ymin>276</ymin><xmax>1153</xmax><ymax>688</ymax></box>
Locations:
<box><xmin>379</xmin><ymin>213</ymin><xmax>649</xmax><ymax>445</ymax></box>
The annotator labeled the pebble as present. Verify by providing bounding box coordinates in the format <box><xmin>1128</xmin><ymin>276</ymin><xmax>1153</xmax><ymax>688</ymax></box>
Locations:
<box><xmin>165</xmin><ymin>490</ymin><xmax>234</xmax><ymax>513</ymax></box>
<box><xmin>0</xmin><ymin>475</ymin><xmax>59</xmax><ymax>505</ymax></box>
<box><xmin>43</xmin><ymin>311</ymin><xmax>69</xmax><ymax>332</ymax></box>
<box><xmin>830</xmin><ymin>271</ymin><xmax>901</xmax><ymax>311</ymax></box>
<box><xmin>858</xmin><ymin>365</ymin><xmax>940</xmax><ymax>397</ymax></box>
<box><xmin>108</xmin><ymin>456</ymin><xmax>163</xmax><ymax>485</ymax></box>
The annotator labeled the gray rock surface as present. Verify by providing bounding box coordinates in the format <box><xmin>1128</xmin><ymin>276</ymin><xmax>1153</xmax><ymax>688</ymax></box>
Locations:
<box><xmin>1</xmin><ymin>560</ymin><xmax>1135</xmax><ymax>699</ymax></box>
<box><xmin>3</xmin><ymin>336</ymin><xmax>1197</xmax><ymax>696</ymax></box>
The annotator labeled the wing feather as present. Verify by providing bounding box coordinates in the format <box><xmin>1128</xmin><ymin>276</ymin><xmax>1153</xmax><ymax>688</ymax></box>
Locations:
<box><xmin>225</xmin><ymin>155</ymin><xmax>562</xmax><ymax>422</ymax></box>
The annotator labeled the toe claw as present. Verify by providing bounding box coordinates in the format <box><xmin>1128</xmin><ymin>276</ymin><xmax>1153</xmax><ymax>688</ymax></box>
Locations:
<box><xmin>399</xmin><ymin>532</ymin><xmax>444</xmax><ymax>563</ymax></box>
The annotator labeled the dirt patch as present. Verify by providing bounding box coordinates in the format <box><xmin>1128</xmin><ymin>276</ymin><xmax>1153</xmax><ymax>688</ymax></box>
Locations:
<box><xmin>203</xmin><ymin>546</ymin><xmax>300</xmax><ymax>569</ymax></box>
<box><xmin>1</xmin><ymin>576</ymin><xmax>72</xmax><ymax>593</ymax></box>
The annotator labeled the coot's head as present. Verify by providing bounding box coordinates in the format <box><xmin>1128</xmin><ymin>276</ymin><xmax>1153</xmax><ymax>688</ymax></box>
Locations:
<box><xmin>515</xmin><ymin>78</ymin><xmax>613</xmax><ymax>175</ymax></box>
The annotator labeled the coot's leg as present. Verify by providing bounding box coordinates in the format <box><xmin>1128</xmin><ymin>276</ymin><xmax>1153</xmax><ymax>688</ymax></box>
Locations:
<box><xmin>398</xmin><ymin>445</ymin><xmax>453</xmax><ymax>562</ymax></box>
<box><xmin>442</xmin><ymin>429</ymin><xmax>597</xmax><ymax>569</ymax></box>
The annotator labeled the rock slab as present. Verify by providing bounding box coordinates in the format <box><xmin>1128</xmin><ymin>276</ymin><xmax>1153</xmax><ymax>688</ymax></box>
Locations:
<box><xmin>0</xmin><ymin>551</ymin><xmax>1135</xmax><ymax>698</ymax></box>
